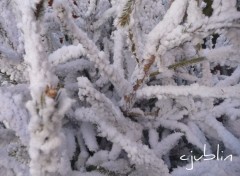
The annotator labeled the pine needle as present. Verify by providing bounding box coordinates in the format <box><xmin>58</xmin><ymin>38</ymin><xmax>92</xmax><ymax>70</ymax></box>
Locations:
<box><xmin>150</xmin><ymin>57</ymin><xmax>206</xmax><ymax>77</ymax></box>
<box><xmin>168</xmin><ymin>57</ymin><xmax>205</xmax><ymax>70</ymax></box>
<box><xmin>118</xmin><ymin>0</ymin><xmax>135</xmax><ymax>27</ymax></box>
<box><xmin>128</xmin><ymin>29</ymin><xmax>139</xmax><ymax>63</ymax></box>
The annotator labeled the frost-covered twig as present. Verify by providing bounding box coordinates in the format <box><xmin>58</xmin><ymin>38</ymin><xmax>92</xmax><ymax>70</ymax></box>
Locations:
<box><xmin>200</xmin><ymin>46</ymin><xmax>240</xmax><ymax>64</ymax></box>
<box><xmin>204</xmin><ymin>115</ymin><xmax>240</xmax><ymax>155</ymax></box>
<box><xmin>216</xmin><ymin>66</ymin><xmax>240</xmax><ymax>87</ymax></box>
<box><xmin>112</xmin><ymin>29</ymin><xmax>125</xmax><ymax>76</ymax></box>
<box><xmin>121</xmin><ymin>0</ymin><xmax>188</xmax><ymax>110</ymax></box>
<box><xmin>18</xmin><ymin>0</ymin><xmax>74</xmax><ymax>175</ymax></box>
<box><xmin>158</xmin><ymin>119</ymin><xmax>204</xmax><ymax>151</ymax></box>
<box><xmin>75</xmin><ymin>108</ymin><xmax>170</xmax><ymax>176</ymax></box>
<box><xmin>77</xmin><ymin>76</ymin><xmax>142</xmax><ymax>140</ymax></box>
<box><xmin>93</xmin><ymin>6</ymin><xmax>117</xmax><ymax>29</ymax></box>
<box><xmin>154</xmin><ymin>132</ymin><xmax>183</xmax><ymax>158</ymax></box>
<box><xmin>49</xmin><ymin>44</ymin><xmax>86</xmax><ymax>66</ymax></box>
<box><xmin>137</xmin><ymin>84</ymin><xmax>240</xmax><ymax>99</ymax></box>
<box><xmin>53</xmin><ymin>0</ymin><xmax>131</xmax><ymax>96</ymax></box>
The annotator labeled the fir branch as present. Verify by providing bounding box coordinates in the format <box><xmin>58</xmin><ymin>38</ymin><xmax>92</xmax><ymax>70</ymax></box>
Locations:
<box><xmin>123</xmin><ymin>55</ymin><xmax>155</xmax><ymax>110</ymax></box>
<box><xmin>150</xmin><ymin>57</ymin><xmax>206</xmax><ymax>77</ymax></box>
<box><xmin>168</xmin><ymin>57</ymin><xmax>205</xmax><ymax>69</ymax></box>
<box><xmin>118</xmin><ymin>0</ymin><xmax>135</xmax><ymax>27</ymax></box>
<box><xmin>128</xmin><ymin>29</ymin><xmax>139</xmax><ymax>63</ymax></box>
<box><xmin>121</xmin><ymin>0</ymin><xmax>188</xmax><ymax>111</ymax></box>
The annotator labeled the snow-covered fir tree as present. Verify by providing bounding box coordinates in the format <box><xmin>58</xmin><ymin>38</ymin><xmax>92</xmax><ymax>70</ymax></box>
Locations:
<box><xmin>0</xmin><ymin>0</ymin><xmax>240</xmax><ymax>175</ymax></box>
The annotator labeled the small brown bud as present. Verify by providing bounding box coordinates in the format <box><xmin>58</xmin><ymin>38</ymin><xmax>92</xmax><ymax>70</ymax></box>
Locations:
<box><xmin>45</xmin><ymin>85</ymin><xmax>58</xmax><ymax>98</ymax></box>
